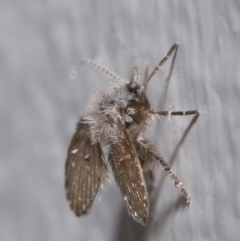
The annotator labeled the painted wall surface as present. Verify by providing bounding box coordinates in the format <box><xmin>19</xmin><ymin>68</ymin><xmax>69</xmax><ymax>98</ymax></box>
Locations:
<box><xmin>1</xmin><ymin>1</ymin><xmax>239</xmax><ymax>241</ymax></box>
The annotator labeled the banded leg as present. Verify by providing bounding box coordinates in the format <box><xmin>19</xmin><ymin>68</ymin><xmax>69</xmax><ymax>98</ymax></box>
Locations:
<box><xmin>136</xmin><ymin>140</ymin><xmax>190</xmax><ymax>203</ymax></box>
<box><xmin>141</xmin><ymin>43</ymin><xmax>179</xmax><ymax>87</ymax></box>
<box><xmin>137</xmin><ymin>110</ymin><xmax>199</xmax><ymax>141</ymax></box>
<box><xmin>149</xmin><ymin>109</ymin><xmax>199</xmax><ymax>117</ymax></box>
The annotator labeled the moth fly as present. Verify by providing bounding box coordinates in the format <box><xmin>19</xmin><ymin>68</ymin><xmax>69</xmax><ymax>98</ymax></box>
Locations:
<box><xmin>65</xmin><ymin>43</ymin><xmax>199</xmax><ymax>226</ymax></box>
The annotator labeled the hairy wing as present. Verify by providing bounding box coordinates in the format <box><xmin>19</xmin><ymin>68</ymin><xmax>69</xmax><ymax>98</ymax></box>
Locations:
<box><xmin>108</xmin><ymin>119</ymin><xmax>149</xmax><ymax>225</ymax></box>
<box><xmin>65</xmin><ymin>121</ymin><xmax>108</xmax><ymax>216</ymax></box>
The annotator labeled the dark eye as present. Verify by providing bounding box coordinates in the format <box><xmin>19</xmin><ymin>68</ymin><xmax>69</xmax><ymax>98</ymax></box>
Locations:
<box><xmin>126</xmin><ymin>84</ymin><xmax>139</xmax><ymax>94</ymax></box>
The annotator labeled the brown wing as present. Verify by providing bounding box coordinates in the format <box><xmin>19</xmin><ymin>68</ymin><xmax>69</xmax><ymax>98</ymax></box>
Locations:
<box><xmin>108</xmin><ymin>119</ymin><xmax>149</xmax><ymax>225</ymax></box>
<box><xmin>65</xmin><ymin>120</ymin><xmax>108</xmax><ymax>216</ymax></box>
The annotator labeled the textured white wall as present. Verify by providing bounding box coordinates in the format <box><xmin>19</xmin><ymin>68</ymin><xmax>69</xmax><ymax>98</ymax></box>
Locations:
<box><xmin>1</xmin><ymin>1</ymin><xmax>240</xmax><ymax>241</ymax></box>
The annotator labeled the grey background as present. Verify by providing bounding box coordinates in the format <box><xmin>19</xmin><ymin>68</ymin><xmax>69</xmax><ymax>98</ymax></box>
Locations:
<box><xmin>1</xmin><ymin>1</ymin><xmax>240</xmax><ymax>241</ymax></box>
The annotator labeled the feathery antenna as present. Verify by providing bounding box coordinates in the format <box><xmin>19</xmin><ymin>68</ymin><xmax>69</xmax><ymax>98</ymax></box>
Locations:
<box><xmin>70</xmin><ymin>59</ymin><xmax>124</xmax><ymax>83</ymax></box>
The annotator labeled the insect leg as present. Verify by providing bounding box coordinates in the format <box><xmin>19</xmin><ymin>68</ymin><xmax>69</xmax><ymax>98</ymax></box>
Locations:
<box><xmin>136</xmin><ymin>139</ymin><xmax>190</xmax><ymax>203</ymax></box>
<box><xmin>138</xmin><ymin>109</ymin><xmax>198</xmax><ymax>142</ymax></box>
<box><xmin>141</xmin><ymin>43</ymin><xmax>179</xmax><ymax>87</ymax></box>
<box><xmin>149</xmin><ymin>109</ymin><xmax>199</xmax><ymax>117</ymax></box>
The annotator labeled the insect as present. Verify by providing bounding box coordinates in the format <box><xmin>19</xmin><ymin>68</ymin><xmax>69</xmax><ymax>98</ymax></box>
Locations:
<box><xmin>65</xmin><ymin>43</ymin><xmax>199</xmax><ymax>226</ymax></box>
